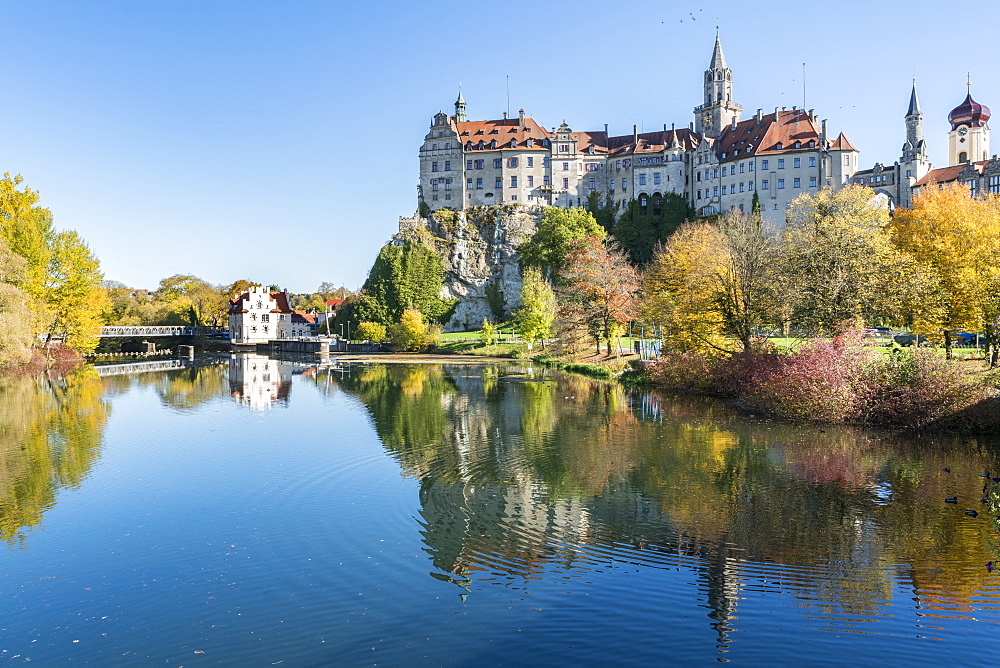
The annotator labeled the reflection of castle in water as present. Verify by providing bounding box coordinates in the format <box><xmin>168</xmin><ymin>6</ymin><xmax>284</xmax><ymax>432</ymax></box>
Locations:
<box><xmin>228</xmin><ymin>353</ymin><xmax>293</xmax><ymax>410</ymax></box>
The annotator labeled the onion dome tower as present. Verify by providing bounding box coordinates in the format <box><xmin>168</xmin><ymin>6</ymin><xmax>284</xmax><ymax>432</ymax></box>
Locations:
<box><xmin>948</xmin><ymin>88</ymin><xmax>991</xmax><ymax>165</ymax></box>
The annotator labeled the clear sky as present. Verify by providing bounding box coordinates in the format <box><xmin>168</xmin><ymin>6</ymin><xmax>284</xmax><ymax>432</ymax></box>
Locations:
<box><xmin>1</xmin><ymin>1</ymin><xmax>995</xmax><ymax>293</ymax></box>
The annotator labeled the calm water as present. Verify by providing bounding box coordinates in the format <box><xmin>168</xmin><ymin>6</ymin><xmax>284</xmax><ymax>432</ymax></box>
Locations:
<box><xmin>1</xmin><ymin>353</ymin><xmax>999</xmax><ymax>665</ymax></box>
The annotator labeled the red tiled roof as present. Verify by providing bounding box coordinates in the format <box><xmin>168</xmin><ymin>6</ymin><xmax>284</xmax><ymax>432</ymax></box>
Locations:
<box><xmin>227</xmin><ymin>290</ymin><xmax>292</xmax><ymax>315</ymax></box>
<box><xmin>913</xmin><ymin>161</ymin><xmax>987</xmax><ymax>188</ymax></box>
<box><xmin>292</xmin><ymin>310</ymin><xmax>318</xmax><ymax>324</ymax></box>
<box><xmin>325</xmin><ymin>298</ymin><xmax>346</xmax><ymax>308</ymax></box>
<box><xmin>269</xmin><ymin>291</ymin><xmax>292</xmax><ymax>314</ymax></box>
<box><xmin>829</xmin><ymin>132</ymin><xmax>858</xmax><ymax>152</ymax></box>
<box><xmin>458</xmin><ymin>118</ymin><xmax>551</xmax><ymax>150</ymax></box>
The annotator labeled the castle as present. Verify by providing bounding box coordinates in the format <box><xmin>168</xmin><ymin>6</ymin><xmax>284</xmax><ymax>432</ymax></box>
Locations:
<box><xmin>418</xmin><ymin>35</ymin><xmax>861</xmax><ymax>223</ymax></box>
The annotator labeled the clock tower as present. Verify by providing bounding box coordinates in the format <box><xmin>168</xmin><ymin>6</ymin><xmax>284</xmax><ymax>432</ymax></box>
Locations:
<box><xmin>694</xmin><ymin>33</ymin><xmax>742</xmax><ymax>138</ymax></box>
<box><xmin>948</xmin><ymin>88</ymin><xmax>991</xmax><ymax>166</ymax></box>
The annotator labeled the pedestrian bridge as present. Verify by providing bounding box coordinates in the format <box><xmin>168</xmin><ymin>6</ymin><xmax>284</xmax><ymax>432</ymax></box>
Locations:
<box><xmin>99</xmin><ymin>326</ymin><xmax>228</xmax><ymax>338</ymax></box>
<box><xmin>93</xmin><ymin>359</ymin><xmax>194</xmax><ymax>377</ymax></box>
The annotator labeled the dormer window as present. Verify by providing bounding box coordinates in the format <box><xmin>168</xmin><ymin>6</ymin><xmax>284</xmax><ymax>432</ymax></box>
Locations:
<box><xmin>808</xmin><ymin>140</ymin><xmax>815</xmax><ymax>148</ymax></box>
<box><xmin>794</xmin><ymin>141</ymin><xmax>801</xmax><ymax>149</ymax></box>
<box><xmin>490</xmin><ymin>140</ymin><xmax>497</xmax><ymax>149</ymax></box>
<box><xmin>775</xmin><ymin>142</ymin><xmax>783</xmax><ymax>150</ymax></box>
<box><xmin>510</xmin><ymin>139</ymin><xmax>517</xmax><ymax>148</ymax></box>
<box><xmin>525</xmin><ymin>138</ymin><xmax>533</xmax><ymax>148</ymax></box>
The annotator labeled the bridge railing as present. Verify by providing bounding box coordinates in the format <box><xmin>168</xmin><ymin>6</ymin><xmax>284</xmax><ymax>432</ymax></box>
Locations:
<box><xmin>98</xmin><ymin>326</ymin><xmax>228</xmax><ymax>338</ymax></box>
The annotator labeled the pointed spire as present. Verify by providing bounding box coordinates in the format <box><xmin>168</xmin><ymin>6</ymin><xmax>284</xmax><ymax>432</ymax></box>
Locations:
<box><xmin>456</xmin><ymin>85</ymin><xmax>465</xmax><ymax>106</ymax></box>
<box><xmin>907</xmin><ymin>80</ymin><xmax>921</xmax><ymax>117</ymax></box>
<box><xmin>710</xmin><ymin>30</ymin><xmax>727</xmax><ymax>69</ymax></box>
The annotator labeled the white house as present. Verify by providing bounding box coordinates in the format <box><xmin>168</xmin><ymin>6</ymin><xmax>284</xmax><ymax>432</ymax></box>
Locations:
<box><xmin>228</xmin><ymin>286</ymin><xmax>293</xmax><ymax>345</ymax></box>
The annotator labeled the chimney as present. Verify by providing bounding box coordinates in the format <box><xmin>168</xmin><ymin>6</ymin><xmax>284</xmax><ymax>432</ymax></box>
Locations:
<box><xmin>821</xmin><ymin>119</ymin><xmax>828</xmax><ymax>143</ymax></box>
<box><xmin>502</xmin><ymin>111</ymin><xmax>508</xmax><ymax>119</ymax></box>
<box><xmin>756</xmin><ymin>109</ymin><xmax>763</xmax><ymax>122</ymax></box>
<box><xmin>775</xmin><ymin>107</ymin><xmax>780</xmax><ymax>117</ymax></box>
<box><xmin>518</xmin><ymin>108</ymin><xmax>525</xmax><ymax>127</ymax></box>
<box><xmin>633</xmin><ymin>124</ymin><xmax>638</xmax><ymax>144</ymax></box>
<box><xmin>809</xmin><ymin>108</ymin><xmax>815</xmax><ymax>120</ymax></box>
<box><xmin>663</xmin><ymin>123</ymin><xmax>667</xmax><ymax>131</ymax></box>
<box><xmin>689</xmin><ymin>122</ymin><xmax>694</xmax><ymax>131</ymax></box>
<box><xmin>731</xmin><ymin>117</ymin><xmax>737</xmax><ymax>130</ymax></box>
<box><xmin>604</xmin><ymin>123</ymin><xmax>608</xmax><ymax>135</ymax></box>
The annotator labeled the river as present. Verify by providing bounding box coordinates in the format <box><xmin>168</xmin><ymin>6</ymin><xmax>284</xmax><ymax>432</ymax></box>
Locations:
<box><xmin>0</xmin><ymin>353</ymin><xmax>997</xmax><ymax>664</ymax></box>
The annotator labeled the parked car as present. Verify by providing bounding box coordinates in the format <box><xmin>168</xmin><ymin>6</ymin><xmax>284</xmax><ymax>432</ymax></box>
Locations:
<box><xmin>893</xmin><ymin>333</ymin><xmax>931</xmax><ymax>347</ymax></box>
<box><xmin>951</xmin><ymin>331</ymin><xmax>975</xmax><ymax>345</ymax></box>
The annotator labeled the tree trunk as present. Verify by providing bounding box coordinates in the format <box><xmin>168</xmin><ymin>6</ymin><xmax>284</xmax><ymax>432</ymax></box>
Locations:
<box><xmin>944</xmin><ymin>329</ymin><xmax>952</xmax><ymax>360</ymax></box>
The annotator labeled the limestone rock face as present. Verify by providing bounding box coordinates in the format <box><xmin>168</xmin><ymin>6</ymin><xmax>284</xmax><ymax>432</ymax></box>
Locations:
<box><xmin>397</xmin><ymin>205</ymin><xmax>540</xmax><ymax>332</ymax></box>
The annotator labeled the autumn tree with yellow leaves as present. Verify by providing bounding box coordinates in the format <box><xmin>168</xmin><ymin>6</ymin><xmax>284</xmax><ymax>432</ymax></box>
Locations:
<box><xmin>891</xmin><ymin>182</ymin><xmax>1000</xmax><ymax>362</ymax></box>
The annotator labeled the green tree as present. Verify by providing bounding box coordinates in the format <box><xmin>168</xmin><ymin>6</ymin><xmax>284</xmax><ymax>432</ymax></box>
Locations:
<box><xmin>517</xmin><ymin>207</ymin><xmax>605</xmax><ymax>276</ymax></box>
<box><xmin>43</xmin><ymin>231</ymin><xmax>107</xmax><ymax>353</ymax></box>
<box><xmin>610</xmin><ymin>193</ymin><xmax>691</xmax><ymax>266</ymax></box>
<box><xmin>514</xmin><ymin>268</ymin><xmax>556</xmax><ymax>349</ymax></box>
<box><xmin>0</xmin><ymin>173</ymin><xmax>54</xmax><ymax>309</ymax></box>
<box><xmin>781</xmin><ymin>186</ymin><xmax>898</xmax><ymax>335</ymax></box>
<box><xmin>387</xmin><ymin>308</ymin><xmax>429</xmax><ymax>351</ymax></box>
<box><xmin>357</xmin><ymin>239</ymin><xmax>456</xmax><ymax>327</ymax></box>
<box><xmin>480</xmin><ymin>319</ymin><xmax>498</xmax><ymax>346</ymax></box>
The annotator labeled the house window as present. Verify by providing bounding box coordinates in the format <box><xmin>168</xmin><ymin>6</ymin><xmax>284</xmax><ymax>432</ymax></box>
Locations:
<box><xmin>697</xmin><ymin>189</ymin><xmax>702</xmax><ymax>199</ymax></box>
<box><xmin>622</xmin><ymin>178</ymin><xmax>627</xmax><ymax>190</ymax></box>
<box><xmin>445</xmin><ymin>178</ymin><xmax>452</xmax><ymax>190</ymax></box>
<box><xmin>713</xmin><ymin>186</ymin><xmax>718</xmax><ymax>197</ymax></box>
<box><xmin>432</xmin><ymin>162</ymin><xmax>439</xmax><ymax>172</ymax></box>
<box><xmin>722</xmin><ymin>185</ymin><xmax>727</xmax><ymax>195</ymax></box>
<box><xmin>809</xmin><ymin>176</ymin><xmax>817</xmax><ymax>187</ymax></box>
<box><xmin>559</xmin><ymin>144</ymin><xmax>569</xmax><ymax>152</ymax></box>
<box><xmin>761</xmin><ymin>180</ymin><xmax>769</xmax><ymax>190</ymax></box>
<box><xmin>722</xmin><ymin>167</ymin><xmax>728</xmax><ymax>177</ymax></box>
<box><xmin>432</xmin><ymin>194</ymin><xmax>438</xmax><ymax>201</ymax></box>
<box><xmin>510</xmin><ymin>176</ymin><xmax>517</xmax><ymax>187</ymax></box>
<box><xmin>793</xmin><ymin>158</ymin><xmax>800</xmax><ymax>168</ymax></box>
<box><xmin>475</xmin><ymin>159</ymin><xmax>484</xmax><ymax>169</ymax></box>
<box><xmin>543</xmin><ymin>175</ymin><xmax>550</xmax><ymax>186</ymax></box>
<box><xmin>748</xmin><ymin>181</ymin><xmax>754</xmax><ymax>190</ymax></box>
<box><xmin>527</xmin><ymin>176</ymin><xmax>534</xmax><ymax>187</ymax></box>
<box><xmin>563</xmin><ymin>162</ymin><xmax>570</xmax><ymax>170</ymax></box>
<box><xmin>466</xmin><ymin>160</ymin><xmax>473</xmax><ymax>170</ymax></box>
<box><xmin>739</xmin><ymin>182</ymin><xmax>745</xmax><ymax>192</ymax></box>
<box><xmin>467</xmin><ymin>178</ymin><xmax>473</xmax><ymax>189</ymax></box>
<box><xmin>777</xmin><ymin>179</ymin><xmax>785</xmax><ymax>189</ymax></box>
<box><xmin>793</xmin><ymin>178</ymin><xmax>801</xmax><ymax>188</ymax></box>
<box><xmin>476</xmin><ymin>178</ymin><xmax>483</xmax><ymax>189</ymax></box>
<box><xmin>508</xmin><ymin>157</ymin><xmax>518</xmax><ymax>168</ymax></box>
<box><xmin>653</xmin><ymin>173</ymin><xmax>661</xmax><ymax>184</ymax></box>
<box><xmin>713</xmin><ymin>168</ymin><xmax>719</xmax><ymax>178</ymax></box>
<box><xmin>563</xmin><ymin>178</ymin><xmax>569</xmax><ymax>188</ymax></box>
<box><xmin>543</xmin><ymin>157</ymin><xmax>549</xmax><ymax>167</ymax></box>
<box><xmin>697</xmin><ymin>172</ymin><xmax>702</xmax><ymax>182</ymax></box>
<box><xmin>493</xmin><ymin>158</ymin><xmax>502</xmax><ymax>169</ymax></box>
<box><xmin>262</xmin><ymin>314</ymin><xmax>269</xmax><ymax>322</ymax></box>
<box><xmin>444</xmin><ymin>161</ymin><xmax>451</xmax><ymax>171</ymax></box>
<box><xmin>809</xmin><ymin>156</ymin><xmax>816</xmax><ymax>167</ymax></box>
<box><xmin>990</xmin><ymin>175</ymin><xmax>1000</xmax><ymax>193</ymax></box>
<box><xmin>777</xmin><ymin>159</ymin><xmax>785</xmax><ymax>169</ymax></box>
<box><xmin>749</xmin><ymin>162</ymin><xmax>754</xmax><ymax>171</ymax></box>
<box><xmin>495</xmin><ymin>178</ymin><xmax>502</xmax><ymax>188</ymax></box>
<box><xmin>431</xmin><ymin>181</ymin><xmax>439</xmax><ymax>191</ymax></box>
<box><xmin>527</xmin><ymin>157</ymin><xmax>533</xmax><ymax>167</ymax></box>
<box><xmin>969</xmin><ymin>179</ymin><xmax>979</xmax><ymax>195</ymax></box>
<box><xmin>511</xmin><ymin>195</ymin><xmax>517</xmax><ymax>201</ymax></box>
<box><xmin>588</xmin><ymin>177</ymin><xmax>596</xmax><ymax>189</ymax></box>
<box><xmin>445</xmin><ymin>194</ymin><xmax>452</xmax><ymax>200</ymax></box>
<box><xmin>616</xmin><ymin>161</ymin><xmax>621</xmax><ymax>169</ymax></box>
<box><xmin>739</xmin><ymin>163</ymin><xmax>745</xmax><ymax>173</ymax></box>
<box><xmin>776</xmin><ymin>142</ymin><xmax>783</xmax><ymax>150</ymax></box>
<box><xmin>639</xmin><ymin>174</ymin><xmax>647</xmax><ymax>185</ymax></box>
<box><xmin>843</xmin><ymin>154</ymin><xmax>850</xmax><ymax>166</ymax></box>
<box><xmin>761</xmin><ymin>159</ymin><xmax>769</xmax><ymax>169</ymax></box>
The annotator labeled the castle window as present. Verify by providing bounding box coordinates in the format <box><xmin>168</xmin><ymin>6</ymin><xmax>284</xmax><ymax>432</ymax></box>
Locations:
<box><xmin>527</xmin><ymin>157</ymin><xmax>533</xmax><ymax>167</ymax></box>
<box><xmin>968</xmin><ymin>179</ymin><xmax>978</xmax><ymax>195</ymax></box>
<box><xmin>525</xmin><ymin>139</ymin><xmax>533</xmax><ymax>148</ymax></box>
<box><xmin>739</xmin><ymin>163</ymin><xmax>745</xmax><ymax>173</ymax></box>
<box><xmin>563</xmin><ymin>162</ymin><xmax>569</xmax><ymax>171</ymax></box>
<box><xmin>559</xmin><ymin>144</ymin><xmax>569</xmax><ymax>152</ymax></box>
<box><xmin>843</xmin><ymin>154</ymin><xmax>850</xmax><ymax>166</ymax></box>
<box><xmin>511</xmin><ymin>139</ymin><xmax>517</xmax><ymax>148</ymax></box>
<box><xmin>722</xmin><ymin>167</ymin><xmax>728</xmax><ymax>176</ymax></box>
<box><xmin>653</xmin><ymin>173</ymin><xmax>661</xmax><ymax>184</ymax></box>
<box><xmin>749</xmin><ymin>161</ymin><xmax>754</xmax><ymax>171</ymax></box>
<box><xmin>527</xmin><ymin>176</ymin><xmax>534</xmax><ymax>187</ymax></box>
<box><xmin>778</xmin><ymin>179</ymin><xmax>785</xmax><ymax>189</ymax></box>
<box><xmin>444</xmin><ymin>161</ymin><xmax>451</xmax><ymax>171</ymax></box>
<box><xmin>476</xmin><ymin>178</ymin><xmax>483</xmax><ymax>189</ymax></box>
<box><xmin>808</xmin><ymin>140</ymin><xmax>815</xmax><ymax>148</ymax></box>
<box><xmin>478</xmin><ymin>141</ymin><xmax>485</xmax><ymax>149</ymax></box>
<box><xmin>989</xmin><ymin>175</ymin><xmax>1000</xmax><ymax>193</ymax></box>
<box><xmin>544</xmin><ymin>175</ymin><xmax>551</xmax><ymax>186</ymax></box>
<box><xmin>793</xmin><ymin>158</ymin><xmax>800</xmax><ymax>168</ymax></box>
<box><xmin>466</xmin><ymin>160</ymin><xmax>473</xmax><ymax>170</ymax></box>
<box><xmin>722</xmin><ymin>185</ymin><xmax>727</xmax><ymax>195</ymax></box>
<box><xmin>793</xmin><ymin>178</ymin><xmax>801</xmax><ymax>188</ymax></box>
<box><xmin>445</xmin><ymin>194</ymin><xmax>452</xmax><ymax>200</ymax></box>
<box><xmin>761</xmin><ymin>159</ymin><xmax>768</xmax><ymax>169</ymax></box>
<box><xmin>508</xmin><ymin>157</ymin><xmax>518</xmax><ymax>168</ymax></box>
<box><xmin>697</xmin><ymin>189</ymin><xmax>702</xmax><ymax>199</ymax></box>
<box><xmin>713</xmin><ymin>168</ymin><xmax>719</xmax><ymax>178</ymax></box>
<box><xmin>713</xmin><ymin>186</ymin><xmax>718</xmax><ymax>197</ymax></box>
<box><xmin>475</xmin><ymin>159</ymin><xmax>484</xmax><ymax>169</ymax></box>
<box><xmin>467</xmin><ymin>178</ymin><xmax>473</xmax><ymax>189</ymax></box>
<box><xmin>490</xmin><ymin>140</ymin><xmax>497</xmax><ymax>149</ymax></box>
<box><xmin>748</xmin><ymin>181</ymin><xmax>754</xmax><ymax>190</ymax></box>
<box><xmin>589</xmin><ymin>178</ymin><xmax>596</xmax><ymax>189</ymax></box>
<box><xmin>639</xmin><ymin>174</ymin><xmax>646</xmax><ymax>185</ymax></box>
<box><xmin>432</xmin><ymin>162</ymin><xmax>439</xmax><ymax>172</ymax></box>
<box><xmin>432</xmin><ymin>194</ymin><xmax>438</xmax><ymax>201</ymax></box>
<box><xmin>543</xmin><ymin>157</ymin><xmax>550</xmax><ymax>167</ymax></box>
<box><xmin>445</xmin><ymin>179</ymin><xmax>452</xmax><ymax>190</ymax></box>
<box><xmin>809</xmin><ymin>176</ymin><xmax>817</xmax><ymax>187</ymax></box>
<box><xmin>959</xmin><ymin>151</ymin><xmax>968</xmax><ymax>163</ymax></box>
<box><xmin>511</xmin><ymin>195</ymin><xmax>517</xmax><ymax>201</ymax></box>
<box><xmin>495</xmin><ymin>178</ymin><xmax>502</xmax><ymax>188</ymax></box>
<box><xmin>761</xmin><ymin>180</ymin><xmax>769</xmax><ymax>190</ymax></box>
<box><xmin>431</xmin><ymin>182</ymin><xmax>439</xmax><ymax>191</ymax></box>
<box><xmin>622</xmin><ymin>178</ymin><xmax>627</xmax><ymax>190</ymax></box>
<box><xmin>739</xmin><ymin>182</ymin><xmax>745</xmax><ymax>192</ymax></box>
<box><xmin>777</xmin><ymin>159</ymin><xmax>785</xmax><ymax>169</ymax></box>
<box><xmin>510</xmin><ymin>176</ymin><xmax>517</xmax><ymax>187</ymax></box>
<box><xmin>494</xmin><ymin>158</ymin><xmax>502</xmax><ymax>168</ymax></box>
<box><xmin>432</xmin><ymin>144</ymin><xmax>437</xmax><ymax>150</ymax></box>
<box><xmin>809</xmin><ymin>156</ymin><xmax>817</xmax><ymax>167</ymax></box>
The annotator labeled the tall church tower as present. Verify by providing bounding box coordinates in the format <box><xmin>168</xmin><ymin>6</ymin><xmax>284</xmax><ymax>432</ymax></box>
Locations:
<box><xmin>948</xmin><ymin>87</ymin><xmax>991</xmax><ymax>166</ymax></box>
<box><xmin>900</xmin><ymin>82</ymin><xmax>931</xmax><ymax>208</ymax></box>
<box><xmin>454</xmin><ymin>89</ymin><xmax>467</xmax><ymax>123</ymax></box>
<box><xmin>694</xmin><ymin>34</ymin><xmax>742</xmax><ymax>138</ymax></box>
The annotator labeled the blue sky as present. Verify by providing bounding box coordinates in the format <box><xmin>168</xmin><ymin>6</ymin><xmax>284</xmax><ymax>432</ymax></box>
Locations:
<box><xmin>1</xmin><ymin>1</ymin><xmax>996</xmax><ymax>292</ymax></box>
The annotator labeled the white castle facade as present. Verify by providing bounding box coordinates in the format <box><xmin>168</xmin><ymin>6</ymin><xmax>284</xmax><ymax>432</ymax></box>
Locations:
<box><xmin>418</xmin><ymin>36</ymin><xmax>861</xmax><ymax>223</ymax></box>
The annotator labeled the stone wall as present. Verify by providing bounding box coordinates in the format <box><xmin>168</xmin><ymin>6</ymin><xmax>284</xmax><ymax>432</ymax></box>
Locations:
<box><xmin>395</xmin><ymin>205</ymin><xmax>541</xmax><ymax>332</ymax></box>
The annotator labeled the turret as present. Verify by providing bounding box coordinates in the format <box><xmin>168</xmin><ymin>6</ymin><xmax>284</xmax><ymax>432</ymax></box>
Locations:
<box><xmin>454</xmin><ymin>89</ymin><xmax>467</xmax><ymax>123</ymax></box>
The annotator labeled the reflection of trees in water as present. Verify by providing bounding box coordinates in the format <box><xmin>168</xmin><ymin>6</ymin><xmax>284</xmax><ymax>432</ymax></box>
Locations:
<box><xmin>338</xmin><ymin>364</ymin><xmax>1000</xmax><ymax>637</ymax></box>
<box><xmin>0</xmin><ymin>368</ymin><xmax>109</xmax><ymax>545</ymax></box>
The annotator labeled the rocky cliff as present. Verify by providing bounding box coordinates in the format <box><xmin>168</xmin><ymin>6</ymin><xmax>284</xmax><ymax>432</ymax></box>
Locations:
<box><xmin>396</xmin><ymin>205</ymin><xmax>541</xmax><ymax>332</ymax></box>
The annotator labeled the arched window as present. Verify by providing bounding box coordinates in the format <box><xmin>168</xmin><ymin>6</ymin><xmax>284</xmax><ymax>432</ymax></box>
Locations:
<box><xmin>959</xmin><ymin>151</ymin><xmax>968</xmax><ymax>163</ymax></box>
